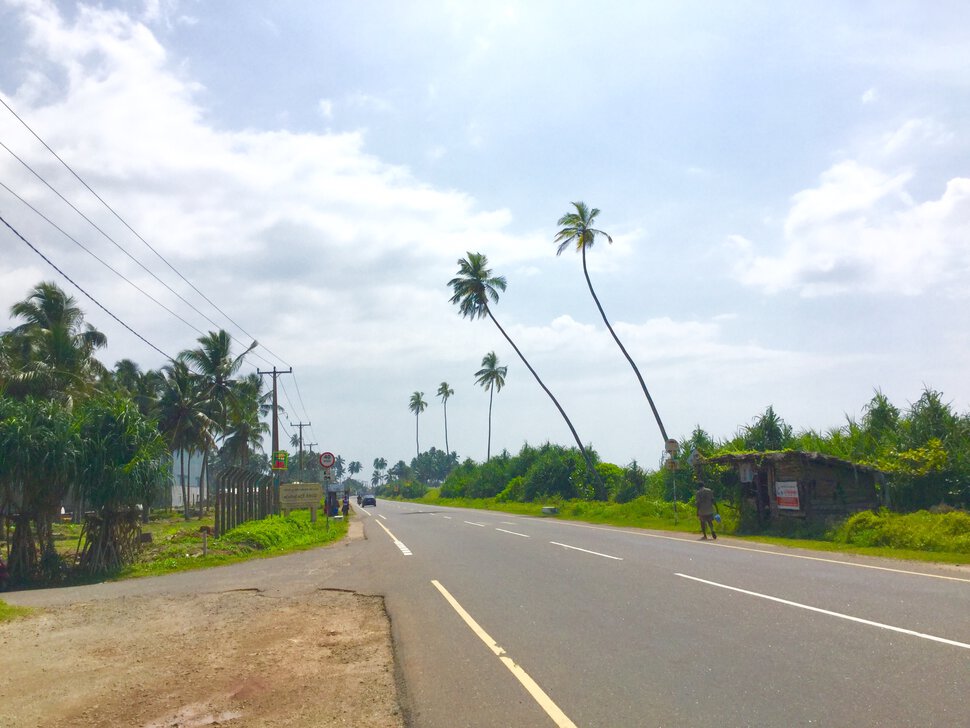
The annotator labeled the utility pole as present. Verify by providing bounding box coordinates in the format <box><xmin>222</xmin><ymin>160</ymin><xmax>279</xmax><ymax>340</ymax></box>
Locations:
<box><xmin>258</xmin><ymin>366</ymin><xmax>292</xmax><ymax>513</ymax></box>
<box><xmin>291</xmin><ymin>421</ymin><xmax>311</xmax><ymax>478</ymax></box>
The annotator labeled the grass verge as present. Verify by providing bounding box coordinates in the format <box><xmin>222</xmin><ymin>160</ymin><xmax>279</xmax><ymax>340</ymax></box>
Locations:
<box><xmin>0</xmin><ymin>599</ymin><xmax>34</xmax><ymax>622</ymax></box>
<box><xmin>398</xmin><ymin>491</ymin><xmax>970</xmax><ymax>565</ymax></box>
<box><xmin>119</xmin><ymin>510</ymin><xmax>349</xmax><ymax>579</ymax></box>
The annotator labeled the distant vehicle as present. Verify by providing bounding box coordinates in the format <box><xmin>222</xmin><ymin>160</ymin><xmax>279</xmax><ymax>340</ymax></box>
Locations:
<box><xmin>361</xmin><ymin>494</ymin><xmax>377</xmax><ymax>507</ymax></box>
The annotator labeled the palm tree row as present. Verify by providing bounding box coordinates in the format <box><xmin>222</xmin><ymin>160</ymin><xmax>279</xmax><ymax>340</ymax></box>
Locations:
<box><xmin>1</xmin><ymin>282</ymin><xmax>271</xmax><ymax>531</ymax></box>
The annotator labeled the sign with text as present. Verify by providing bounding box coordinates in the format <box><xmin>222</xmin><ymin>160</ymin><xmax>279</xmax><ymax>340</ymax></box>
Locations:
<box><xmin>279</xmin><ymin>482</ymin><xmax>323</xmax><ymax>510</ymax></box>
<box><xmin>319</xmin><ymin>451</ymin><xmax>336</xmax><ymax>468</ymax></box>
<box><xmin>775</xmin><ymin>480</ymin><xmax>800</xmax><ymax>510</ymax></box>
<box><xmin>272</xmin><ymin>450</ymin><xmax>289</xmax><ymax>471</ymax></box>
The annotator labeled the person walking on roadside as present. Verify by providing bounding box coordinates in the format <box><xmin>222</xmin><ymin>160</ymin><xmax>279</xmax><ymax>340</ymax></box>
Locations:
<box><xmin>695</xmin><ymin>481</ymin><xmax>718</xmax><ymax>540</ymax></box>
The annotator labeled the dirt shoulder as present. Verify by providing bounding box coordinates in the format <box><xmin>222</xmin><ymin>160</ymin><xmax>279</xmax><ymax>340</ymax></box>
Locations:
<box><xmin>0</xmin><ymin>521</ymin><xmax>405</xmax><ymax>728</ymax></box>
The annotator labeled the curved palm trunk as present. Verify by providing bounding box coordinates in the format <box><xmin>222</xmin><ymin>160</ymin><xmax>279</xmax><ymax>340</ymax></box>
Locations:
<box><xmin>484</xmin><ymin>307</ymin><xmax>597</xmax><ymax>476</ymax></box>
<box><xmin>443</xmin><ymin>402</ymin><xmax>450</xmax><ymax>454</ymax></box>
<box><xmin>486</xmin><ymin>385</ymin><xmax>494</xmax><ymax>460</ymax></box>
<box><xmin>582</xmin><ymin>246</ymin><xmax>669</xmax><ymax>444</ymax></box>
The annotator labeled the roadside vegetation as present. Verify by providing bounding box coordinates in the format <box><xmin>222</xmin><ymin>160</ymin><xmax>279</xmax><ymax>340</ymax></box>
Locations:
<box><xmin>0</xmin><ymin>281</ymin><xmax>351</xmax><ymax>590</ymax></box>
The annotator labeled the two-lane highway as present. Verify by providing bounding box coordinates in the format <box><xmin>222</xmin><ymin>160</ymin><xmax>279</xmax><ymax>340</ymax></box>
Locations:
<box><xmin>336</xmin><ymin>500</ymin><xmax>969</xmax><ymax>727</ymax></box>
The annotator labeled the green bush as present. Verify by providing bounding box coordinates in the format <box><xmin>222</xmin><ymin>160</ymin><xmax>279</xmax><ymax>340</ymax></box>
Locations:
<box><xmin>496</xmin><ymin>476</ymin><xmax>526</xmax><ymax>502</ymax></box>
<box><xmin>833</xmin><ymin>508</ymin><xmax>970</xmax><ymax>553</ymax></box>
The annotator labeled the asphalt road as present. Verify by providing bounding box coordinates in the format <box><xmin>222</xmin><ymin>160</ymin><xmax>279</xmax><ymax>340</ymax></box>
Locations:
<box><xmin>6</xmin><ymin>504</ymin><xmax>968</xmax><ymax>727</ymax></box>
<box><xmin>337</xmin><ymin>500</ymin><xmax>970</xmax><ymax>728</ymax></box>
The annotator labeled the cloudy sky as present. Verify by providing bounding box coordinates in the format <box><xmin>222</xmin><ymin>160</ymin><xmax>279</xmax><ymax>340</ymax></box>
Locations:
<box><xmin>1</xmin><ymin>0</ymin><xmax>969</xmax><ymax>473</ymax></box>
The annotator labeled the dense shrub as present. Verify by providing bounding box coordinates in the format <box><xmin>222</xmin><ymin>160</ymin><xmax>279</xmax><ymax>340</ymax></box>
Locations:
<box><xmin>832</xmin><ymin>508</ymin><xmax>970</xmax><ymax>553</ymax></box>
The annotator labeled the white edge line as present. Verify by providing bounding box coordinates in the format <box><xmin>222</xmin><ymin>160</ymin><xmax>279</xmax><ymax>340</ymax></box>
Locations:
<box><xmin>431</xmin><ymin>580</ymin><xmax>578</xmax><ymax>728</ymax></box>
<box><xmin>378</xmin><ymin>513</ymin><xmax>388</xmax><ymax>520</ymax></box>
<box><xmin>676</xmin><ymin>573</ymin><xmax>970</xmax><ymax>650</ymax></box>
<box><xmin>547</xmin><ymin>520</ymin><xmax>970</xmax><ymax>584</ymax></box>
<box><xmin>496</xmin><ymin>528</ymin><xmax>530</xmax><ymax>538</ymax></box>
<box><xmin>550</xmin><ymin>541</ymin><xmax>623</xmax><ymax>560</ymax></box>
<box><xmin>464</xmin><ymin>521</ymin><xmax>486</xmax><ymax>527</ymax></box>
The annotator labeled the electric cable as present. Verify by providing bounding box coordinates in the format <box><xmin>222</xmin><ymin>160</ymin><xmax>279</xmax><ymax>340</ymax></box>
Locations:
<box><xmin>1</xmin><ymin>96</ymin><xmax>292</xmax><ymax>367</ymax></box>
<box><xmin>0</xmin><ymin>179</ymin><xmax>208</xmax><ymax>339</ymax></box>
<box><xmin>1</xmin><ymin>212</ymin><xmax>172</xmax><ymax>360</ymax></box>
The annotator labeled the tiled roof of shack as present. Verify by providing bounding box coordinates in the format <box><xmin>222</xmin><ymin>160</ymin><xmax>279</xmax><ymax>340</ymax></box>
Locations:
<box><xmin>701</xmin><ymin>450</ymin><xmax>882</xmax><ymax>474</ymax></box>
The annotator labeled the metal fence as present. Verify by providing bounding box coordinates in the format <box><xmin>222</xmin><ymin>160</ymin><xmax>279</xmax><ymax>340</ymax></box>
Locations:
<box><xmin>212</xmin><ymin>466</ymin><xmax>275</xmax><ymax>537</ymax></box>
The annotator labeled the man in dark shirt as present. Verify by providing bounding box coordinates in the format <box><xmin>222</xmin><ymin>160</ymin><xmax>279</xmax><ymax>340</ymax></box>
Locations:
<box><xmin>695</xmin><ymin>482</ymin><xmax>717</xmax><ymax>540</ymax></box>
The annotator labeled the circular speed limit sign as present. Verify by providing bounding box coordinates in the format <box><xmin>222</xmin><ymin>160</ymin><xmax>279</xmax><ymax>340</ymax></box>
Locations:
<box><xmin>319</xmin><ymin>451</ymin><xmax>336</xmax><ymax>468</ymax></box>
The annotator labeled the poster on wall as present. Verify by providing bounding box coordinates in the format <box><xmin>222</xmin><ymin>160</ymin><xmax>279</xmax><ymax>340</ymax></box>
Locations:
<box><xmin>775</xmin><ymin>480</ymin><xmax>800</xmax><ymax>510</ymax></box>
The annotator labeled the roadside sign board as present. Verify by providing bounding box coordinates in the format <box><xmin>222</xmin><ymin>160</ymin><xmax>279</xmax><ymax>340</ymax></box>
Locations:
<box><xmin>319</xmin><ymin>451</ymin><xmax>336</xmax><ymax>468</ymax></box>
<box><xmin>272</xmin><ymin>450</ymin><xmax>289</xmax><ymax>471</ymax></box>
<box><xmin>279</xmin><ymin>482</ymin><xmax>323</xmax><ymax>510</ymax></box>
<box><xmin>775</xmin><ymin>481</ymin><xmax>800</xmax><ymax>510</ymax></box>
<box><xmin>322</xmin><ymin>467</ymin><xmax>334</xmax><ymax>483</ymax></box>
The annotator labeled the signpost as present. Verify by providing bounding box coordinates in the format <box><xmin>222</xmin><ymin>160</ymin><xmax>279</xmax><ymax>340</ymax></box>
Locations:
<box><xmin>279</xmin><ymin>482</ymin><xmax>323</xmax><ymax>521</ymax></box>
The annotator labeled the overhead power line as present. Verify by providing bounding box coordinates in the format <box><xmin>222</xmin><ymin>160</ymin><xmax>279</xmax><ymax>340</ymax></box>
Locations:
<box><xmin>0</xmin><ymin>180</ymin><xmax>207</xmax><ymax>339</ymax></box>
<box><xmin>1</xmin><ymin>212</ymin><xmax>171</xmax><ymax>360</ymax></box>
<box><xmin>0</xmin><ymin>96</ymin><xmax>292</xmax><ymax>368</ymax></box>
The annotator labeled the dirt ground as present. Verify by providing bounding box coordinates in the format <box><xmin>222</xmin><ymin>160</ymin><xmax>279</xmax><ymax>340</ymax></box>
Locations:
<box><xmin>0</xmin><ymin>580</ymin><xmax>404</xmax><ymax>728</ymax></box>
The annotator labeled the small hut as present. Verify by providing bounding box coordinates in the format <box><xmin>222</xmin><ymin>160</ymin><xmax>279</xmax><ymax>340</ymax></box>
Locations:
<box><xmin>702</xmin><ymin>451</ymin><xmax>883</xmax><ymax>524</ymax></box>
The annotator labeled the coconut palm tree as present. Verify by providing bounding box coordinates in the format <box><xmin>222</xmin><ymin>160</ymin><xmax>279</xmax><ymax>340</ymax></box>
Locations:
<box><xmin>219</xmin><ymin>372</ymin><xmax>269</xmax><ymax>466</ymax></box>
<box><xmin>437</xmin><ymin>381</ymin><xmax>455</xmax><ymax>454</ymax></box>
<box><xmin>157</xmin><ymin>360</ymin><xmax>215</xmax><ymax>519</ymax></box>
<box><xmin>474</xmin><ymin>352</ymin><xmax>507</xmax><ymax>460</ymax></box>
<box><xmin>373</xmin><ymin>457</ymin><xmax>388</xmax><ymax>484</ymax></box>
<box><xmin>409</xmin><ymin>391</ymin><xmax>427</xmax><ymax>458</ymax></box>
<box><xmin>7</xmin><ymin>281</ymin><xmax>107</xmax><ymax>402</ymax></box>
<box><xmin>449</xmin><ymin>252</ymin><xmax>597</xmax><ymax>475</ymax></box>
<box><xmin>348</xmin><ymin>460</ymin><xmax>362</xmax><ymax>478</ymax></box>
<box><xmin>555</xmin><ymin>202</ymin><xmax>669</xmax><ymax>444</ymax></box>
<box><xmin>180</xmin><ymin>330</ymin><xmax>257</xmax><ymax>506</ymax></box>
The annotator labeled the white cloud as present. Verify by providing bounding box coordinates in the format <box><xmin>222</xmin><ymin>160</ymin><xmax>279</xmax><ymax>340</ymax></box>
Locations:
<box><xmin>861</xmin><ymin>87</ymin><xmax>877</xmax><ymax>104</ymax></box>
<box><xmin>317</xmin><ymin>98</ymin><xmax>333</xmax><ymax>120</ymax></box>
<box><xmin>728</xmin><ymin>160</ymin><xmax>970</xmax><ymax>297</ymax></box>
<box><xmin>879</xmin><ymin>117</ymin><xmax>953</xmax><ymax>156</ymax></box>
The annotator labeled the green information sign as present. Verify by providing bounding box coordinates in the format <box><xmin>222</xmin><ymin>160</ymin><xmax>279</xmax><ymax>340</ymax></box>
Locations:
<box><xmin>272</xmin><ymin>450</ymin><xmax>289</xmax><ymax>470</ymax></box>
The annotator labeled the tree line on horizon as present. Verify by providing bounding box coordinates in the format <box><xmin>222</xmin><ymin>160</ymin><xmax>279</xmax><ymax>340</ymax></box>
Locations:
<box><xmin>381</xmin><ymin>390</ymin><xmax>969</xmax><ymax>517</ymax></box>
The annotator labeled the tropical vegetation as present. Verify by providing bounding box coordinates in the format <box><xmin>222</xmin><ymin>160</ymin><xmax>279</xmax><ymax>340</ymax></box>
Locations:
<box><xmin>0</xmin><ymin>281</ymin><xmax>326</xmax><ymax>586</ymax></box>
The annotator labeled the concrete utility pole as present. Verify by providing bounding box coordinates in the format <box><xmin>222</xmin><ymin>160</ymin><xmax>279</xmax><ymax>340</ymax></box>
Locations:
<box><xmin>258</xmin><ymin>366</ymin><xmax>292</xmax><ymax>512</ymax></box>
<box><xmin>291</xmin><ymin>421</ymin><xmax>311</xmax><ymax>477</ymax></box>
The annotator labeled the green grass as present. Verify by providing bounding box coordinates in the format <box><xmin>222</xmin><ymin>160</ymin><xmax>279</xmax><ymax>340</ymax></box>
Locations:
<box><xmin>0</xmin><ymin>599</ymin><xmax>33</xmax><ymax>622</ymax></box>
<box><xmin>397</xmin><ymin>490</ymin><xmax>970</xmax><ymax>565</ymax></box>
<box><xmin>119</xmin><ymin>510</ymin><xmax>348</xmax><ymax>579</ymax></box>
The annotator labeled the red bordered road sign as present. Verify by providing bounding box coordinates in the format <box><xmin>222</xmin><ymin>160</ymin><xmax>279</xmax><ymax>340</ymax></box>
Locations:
<box><xmin>319</xmin><ymin>451</ymin><xmax>336</xmax><ymax>468</ymax></box>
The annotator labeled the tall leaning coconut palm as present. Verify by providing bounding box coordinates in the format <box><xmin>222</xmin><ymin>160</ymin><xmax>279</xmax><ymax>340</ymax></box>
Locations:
<box><xmin>448</xmin><ymin>252</ymin><xmax>597</xmax><ymax>475</ymax></box>
<box><xmin>474</xmin><ymin>352</ymin><xmax>507</xmax><ymax>460</ymax></box>
<box><xmin>409</xmin><ymin>391</ymin><xmax>427</xmax><ymax>458</ymax></box>
<box><xmin>436</xmin><ymin>381</ymin><xmax>454</xmax><ymax>454</ymax></box>
<box><xmin>555</xmin><ymin>202</ymin><xmax>669</xmax><ymax>444</ymax></box>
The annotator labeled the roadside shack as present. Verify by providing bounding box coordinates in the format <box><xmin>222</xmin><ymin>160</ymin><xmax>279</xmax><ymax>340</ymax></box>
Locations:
<box><xmin>702</xmin><ymin>451</ymin><xmax>883</xmax><ymax>525</ymax></box>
